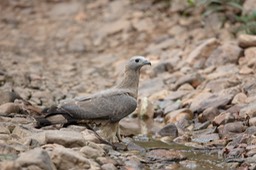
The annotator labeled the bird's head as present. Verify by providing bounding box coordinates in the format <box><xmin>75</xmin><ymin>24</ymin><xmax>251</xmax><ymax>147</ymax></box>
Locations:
<box><xmin>126</xmin><ymin>56</ymin><xmax>151</xmax><ymax>71</ymax></box>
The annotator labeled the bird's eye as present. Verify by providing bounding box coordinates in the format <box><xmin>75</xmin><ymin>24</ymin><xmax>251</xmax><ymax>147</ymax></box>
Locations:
<box><xmin>135</xmin><ymin>59</ymin><xmax>140</xmax><ymax>63</ymax></box>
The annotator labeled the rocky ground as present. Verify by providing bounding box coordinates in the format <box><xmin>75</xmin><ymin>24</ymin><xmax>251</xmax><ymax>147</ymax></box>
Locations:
<box><xmin>1</xmin><ymin>0</ymin><xmax>256</xmax><ymax>169</ymax></box>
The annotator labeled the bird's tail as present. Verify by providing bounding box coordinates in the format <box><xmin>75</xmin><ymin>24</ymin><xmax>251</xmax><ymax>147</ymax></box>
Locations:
<box><xmin>34</xmin><ymin>106</ymin><xmax>77</xmax><ymax>128</ymax></box>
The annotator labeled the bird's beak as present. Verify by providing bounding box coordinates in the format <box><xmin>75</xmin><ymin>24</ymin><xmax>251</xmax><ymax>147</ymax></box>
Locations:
<box><xmin>143</xmin><ymin>60</ymin><xmax>151</xmax><ymax>66</ymax></box>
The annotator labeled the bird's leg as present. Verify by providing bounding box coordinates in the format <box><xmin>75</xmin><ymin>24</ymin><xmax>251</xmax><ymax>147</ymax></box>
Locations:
<box><xmin>116</xmin><ymin>125</ymin><xmax>122</xmax><ymax>142</ymax></box>
<box><xmin>84</xmin><ymin>123</ymin><xmax>115</xmax><ymax>148</ymax></box>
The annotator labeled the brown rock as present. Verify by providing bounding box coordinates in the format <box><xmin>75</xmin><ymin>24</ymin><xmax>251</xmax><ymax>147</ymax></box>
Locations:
<box><xmin>50</xmin><ymin>145</ymin><xmax>90</xmax><ymax>170</ymax></box>
<box><xmin>239</xmin><ymin>65</ymin><xmax>254</xmax><ymax>74</ymax></box>
<box><xmin>45</xmin><ymin>130</ymin><xmax>86</xmax><ymax>147</ymax></box>
<box><xmin>80</xmin><ymin>142</ymin><xmax>105</xmax><ymax>159</ymax></box>
<box><xmin>189</xmin><ymin>92</ymin><xmax>233</xmax><ymax>113</ymax></box>
<box><xmin>16</xmin><ymin>148</ymin><xmax>56</xmax><ymax>170</ymax></box>
<box><xmin>205</xmin><ymin>42</ymin><xmax>242</xmax><ymax>67</ymax></box>
<box><xmin>164</xmin><ymin>108</ymin><xmax>193</xmax><ymax>125</ymax></box>
<box><xmin>243</xmin><ymin>0</ymin><xmax>256</xmax><ymax>15</ymax></box>
<box><xmin>0</xmin><ymin>90</ymin><xmax>22</xmax><ymax>105</ymax></box>
<box><xmin>212</xmin><ymin>112</ymin><xmax>235</xmax><ymax>126</ymax></box>
<box><xmin>240</xmin><ymin>101</ymin><xmax>256</xmax><ymax>118</ymax></box>
<box><xmin>0</xmin><ymin>103</ymin><xmax>21</xmax><ymax>115</ymax></box>
<box><xmin>249</xmin><ymin>117</ymin><xmax>256</xmax><ymax>126</ymax></box>
<box><xmin>186</xmin><ymin>38</ymin><xmax>219</xmax><ymax>68</ymax></box>
<box><xmin>198</xmin><ymin>107</ymin><xmax>220</xmax><ymax>123</ymax></box>
<box><xmin>231</xmin><ymin>93</ymin><xmax>247</xmax><ymax>104</ymax></box>
<box><xmin>101</xmin><ymin>163</ymin><xmax>117</xmax><ymax>170</ymax></box>
<box><xmin>146</xmin><ymin>149</ymin><xmax>186</xmax><ymax>162</ymax></box>
<box><xmin>238</xmin><ymin>34</ymin><xmax>256</xmax><ymax>48</ymax></box>
<box><xmin>174</xmin><ymin>73</ymin><xmax>203</xmax><ymax>90</ymax></box>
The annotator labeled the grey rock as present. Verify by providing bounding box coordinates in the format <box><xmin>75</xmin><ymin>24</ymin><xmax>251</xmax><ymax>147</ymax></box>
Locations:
<box><xmin>223</xmin><ymin>122</ymin><xmax>246</xmax><ymax>134</ymax></box>
<box><xmin>156</xmin><ymin>123</ymin><xmax>178</xmax><ymax>138</ymax></box>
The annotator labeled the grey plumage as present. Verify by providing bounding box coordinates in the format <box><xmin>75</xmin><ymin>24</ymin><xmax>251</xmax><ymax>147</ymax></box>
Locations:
<box><xmin>35</xmin><ymin>56</ymin><xmax>151</xmax><ymax>142</ymax></box>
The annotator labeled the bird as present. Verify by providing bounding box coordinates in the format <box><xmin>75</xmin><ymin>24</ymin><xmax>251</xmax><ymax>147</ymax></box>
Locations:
<box><xmin>35</xmin><ymin>56</ymin><xmax>151</xmax><ymax>143</ymax></box>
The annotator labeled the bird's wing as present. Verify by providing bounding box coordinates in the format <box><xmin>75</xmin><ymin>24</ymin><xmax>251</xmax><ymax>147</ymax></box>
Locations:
<box><xmin>58</xmin><ymin>91</ymin><xmax>137</xmax><ymax>122</ymax></box>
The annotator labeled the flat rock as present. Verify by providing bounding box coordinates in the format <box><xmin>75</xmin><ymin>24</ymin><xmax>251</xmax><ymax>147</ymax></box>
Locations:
<box><xmin>192</xmin><ymin>133</ymin><xmax>219</xmax><ymax>143</ymax></box>
<box><xmin>45</xmin><ymin>130</ymin><xmax>86</xmax><ymax>147</ymax></box>
<box><xmin>189</xmin><ymin>92</ymin><xmax>233</xmax><ymax>113</ymax></box>
<box><xmin>146</xmin><ymin>149</ymin><xmax>186</xmax><ymax>162</ymax></box>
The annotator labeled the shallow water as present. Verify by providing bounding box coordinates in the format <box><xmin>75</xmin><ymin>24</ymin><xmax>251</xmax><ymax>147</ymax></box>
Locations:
<box><xmin>135</xmin><ymin>139</ymin><xmax>228</xmax><ymax>170</ymax></box>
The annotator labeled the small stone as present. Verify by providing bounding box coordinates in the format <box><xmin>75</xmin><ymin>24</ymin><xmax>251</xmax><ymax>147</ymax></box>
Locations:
<box><xmin>232</xmin><ymin>93</ymin><xmax>247</xmax><ymax>104</ymax></box>
<box><xmin>238</xmin><ymin>34</ymin><xmax>256</xmax><ymax>48</ymax></box>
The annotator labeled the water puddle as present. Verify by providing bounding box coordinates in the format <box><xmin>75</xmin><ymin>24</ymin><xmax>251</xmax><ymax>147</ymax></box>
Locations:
<box><xmin>135</xmin><ymin>139</ymin><xmax>228</xmax><ymax>170</ymax></box>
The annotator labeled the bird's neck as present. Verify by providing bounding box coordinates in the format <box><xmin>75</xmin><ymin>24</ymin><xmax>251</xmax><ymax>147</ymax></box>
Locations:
<box><xmin>116</xmin><ymin>69</ymin><xmax>140</xmax><ymax>98</ymax></box>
